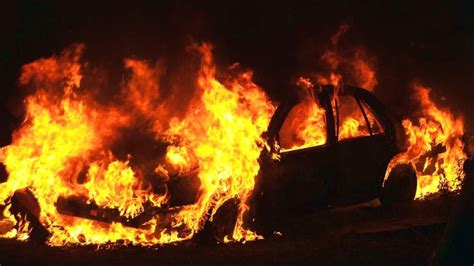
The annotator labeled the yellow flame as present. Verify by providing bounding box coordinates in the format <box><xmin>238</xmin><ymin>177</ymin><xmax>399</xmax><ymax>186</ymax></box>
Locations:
<box><xmin>0</xmin><ymin>43</ymin><xmax>274</xmax><ymax>245</ymax></box>
<box><xmin>385</xmin><ymin>84</ymin><xmax>466</xmax><ymax>198</ymax></box>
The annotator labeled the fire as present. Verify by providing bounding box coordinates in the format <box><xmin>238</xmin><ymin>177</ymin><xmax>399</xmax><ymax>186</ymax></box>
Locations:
<box><xmin>300</xmin><ymin>24</ymin><xmax>467</xmax><ymax>198</ymax></box>
<box><xmin>161</xmin><ymin>43</ymin><xmax>274</xmax><ymax>242</ymax></box>
<box><xmin>84</xmin><ymin>159</ymin><xmax>150</xmax><ymax>218</ymax></box>
<box><xmin>0</xmin><ymin>24</ymin><xmax>467</xmax><ymax>246</ymax></box>
<box><xmin>0</xmin><ymin>43</ymin><xmax>274</xmax><ymax>245</ymax></box>
<box><xmin>316</xmin><ymin>24</ymin><xmax>379</xmax><ymax>141</ymax></box>
<box><xmin>279</xmin><ymin>77</ymin><xmax>327</xmax><ymax>152</ymax></box>
<box><xmin>385</xmin><ymin>83</ymin><xmax>466</xmax><ymax>198</ymax></box>
<box><xmin>316</xmin><ymin>24</ymin><xmax>377</xmax><ymax>92</ymax></box>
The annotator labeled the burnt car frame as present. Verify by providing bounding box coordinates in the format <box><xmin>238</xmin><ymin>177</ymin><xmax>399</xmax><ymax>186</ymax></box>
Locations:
<box><xmin>5</xmin><ymin>83</ymin><xmax>417</xmax><ymax>242</ymax></box>
<box><xmin>249</xmin><ymin>84</ymin><xmax>417</xmax><ymax>234</ymax></box>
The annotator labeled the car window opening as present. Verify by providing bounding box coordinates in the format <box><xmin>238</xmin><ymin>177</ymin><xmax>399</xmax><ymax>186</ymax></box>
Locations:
<box><xmin>279</xmin><ymin>95</ymin><xmax>327</xmax><ymax>152</ymax></box>
<box><xmin>336</xmin><ymin>95</ymin><xmax>371</xmax><ymax>140</ymax></box>
<box><xmin>360</xmin><ymin>100</ymin><xmax>384</xmax><ymax>135</ymax></box>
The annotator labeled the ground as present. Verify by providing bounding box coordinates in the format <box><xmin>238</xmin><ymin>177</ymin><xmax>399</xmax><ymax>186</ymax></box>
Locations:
<box><xmin>0</xmin><ymin>193</ymin><xmax>457</xmax><ymax>266</ymax></box>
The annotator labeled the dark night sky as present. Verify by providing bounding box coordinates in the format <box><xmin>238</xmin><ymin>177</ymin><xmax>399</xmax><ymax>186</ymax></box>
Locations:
<box><xmin>1</xmin><ymin>0</ymin><xmax>474</xmax><ymax>146</ymax></box>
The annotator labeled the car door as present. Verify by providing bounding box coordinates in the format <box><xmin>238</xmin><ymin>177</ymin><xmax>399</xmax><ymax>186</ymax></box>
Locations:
<box><xmin>273</xmin><ymin>89</ymin><xmax>338</xmax><ymax>213</ymax></box>
<box><xmin>332</xmin><ymin>91</ymin><xmax>393</xmax><ymax>206</ymax></box>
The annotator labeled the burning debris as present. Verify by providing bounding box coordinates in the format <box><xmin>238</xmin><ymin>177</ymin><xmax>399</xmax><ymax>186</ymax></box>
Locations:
<box><xmin>0</xmin><ymin>26</ymin><xmax>467</xmax><ymax>247</ymax></box>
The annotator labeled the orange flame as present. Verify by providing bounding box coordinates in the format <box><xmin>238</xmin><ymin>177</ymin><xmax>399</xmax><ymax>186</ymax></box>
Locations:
<box><xmin>0</xmin><ymin>30</ymin><xmax>467</xmax><ymax>246</ymax></box>
<box><xmin>316</xmin><ymin>24</ymin><xmax>377</xmax><ymax>92</ymax></box>
<box><xmin>163</xmin><ymin>44</ymin><xmax>274</xmax><ymax>241</ymax></box>
<box><xmin>279</xmin><ymin>77</ymin><xmax>327</xmax><ymax>151</ymax></box>
<box><xmin>289</xmin><ymin>23</ymin><xmax>466</xmax><ymax>201</ymax></box>
<box><xmin>313</xmin><ymin>24</ymin><xmax>379</xmax><ymax>141</ymax></box>
<box><xmin>385</xmin><ymin>84</ymin><xmax>466</xmax><ymax>198</ymax></box>
<box><xmin>0</xmin><ymin>43</ymin><xmax>274</xmax><ymax>245</ymax></box>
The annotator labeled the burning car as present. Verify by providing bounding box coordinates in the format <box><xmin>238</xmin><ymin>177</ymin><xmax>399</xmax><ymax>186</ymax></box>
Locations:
<box><xmin>1</xmin><ymin>44</ymin><xmax>465</xmax><ymax>246</ymax></box>
<box><xmin>249</xmin><ymin>82</ymin><xmax>417</xmax><ymax>234</ymax></box>
<box><xmin>4</xmin><ymin>80</ymin><xmax>418</xmax><ymax>243</ymax></box>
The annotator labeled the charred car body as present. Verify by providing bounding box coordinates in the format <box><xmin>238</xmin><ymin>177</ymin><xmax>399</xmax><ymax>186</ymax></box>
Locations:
<box><xmin>6</xmin><ymin>83</ymin><xmax>418</xmax><ymax>242</ymax></box>
<box><xmin>250</xmin><ymin>84</ymin><xmax>417</xmax><ymax>234</ymax></box>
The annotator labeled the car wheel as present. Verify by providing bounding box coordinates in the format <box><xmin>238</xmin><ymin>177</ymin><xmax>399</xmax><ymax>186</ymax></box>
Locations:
<box><xmin>210</xmin><ymin>198</ymin><xmax>239</xmax><ymax>243</ymax></box>
<box><xmin>380</xmin><ymin>163</ymin><xmax>417</xmax><ymax>206</ymax></box>
<box><xmin>194</xmin><ymin>198</ymin><xmax>239</xmax><ymax>244</ymax></box>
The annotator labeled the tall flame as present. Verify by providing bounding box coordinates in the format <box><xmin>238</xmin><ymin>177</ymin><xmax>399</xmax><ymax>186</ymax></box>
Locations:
<box><xmin>315</xmin><ymin>24</ymin><xmax>379</xmax><ymax>141</ymax></box>
<box><xmin>162</xmin><ymin>43</ymin><xmax>274</xmax><ymax>241</ymax></box>
<box><xmin>0</xmin><ymin>43</ymin><xmax>274</xmax><ymax>245</ymax></box>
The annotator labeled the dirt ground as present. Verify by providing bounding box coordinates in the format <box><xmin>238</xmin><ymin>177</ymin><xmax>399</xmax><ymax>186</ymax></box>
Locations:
<box><xmin>0</xmin><ymin>193</ymin><xmax>457</xmax><ymax>266</ymax></box>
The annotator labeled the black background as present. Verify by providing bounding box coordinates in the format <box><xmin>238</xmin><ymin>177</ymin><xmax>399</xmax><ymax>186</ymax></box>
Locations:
<box><xmin>1</xmin><ymin>0</ymin><xmax>474</xmax><ymax>146</ymax></box>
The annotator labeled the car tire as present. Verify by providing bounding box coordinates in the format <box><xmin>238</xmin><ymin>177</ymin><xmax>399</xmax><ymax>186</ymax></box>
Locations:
<box><xmin>210</xmin><ymin>198</ymin><xmax>239</xmax><ymax>243</ymax></box>
<box><xmin>380</xmin><ymin>163</ymin><xmax>417</xmax><ymax>206</ymax></box>
<box><xmin>194</xmin><ymin>198</ymin><xmax>239</xmax><ymax>244</ymax></box>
